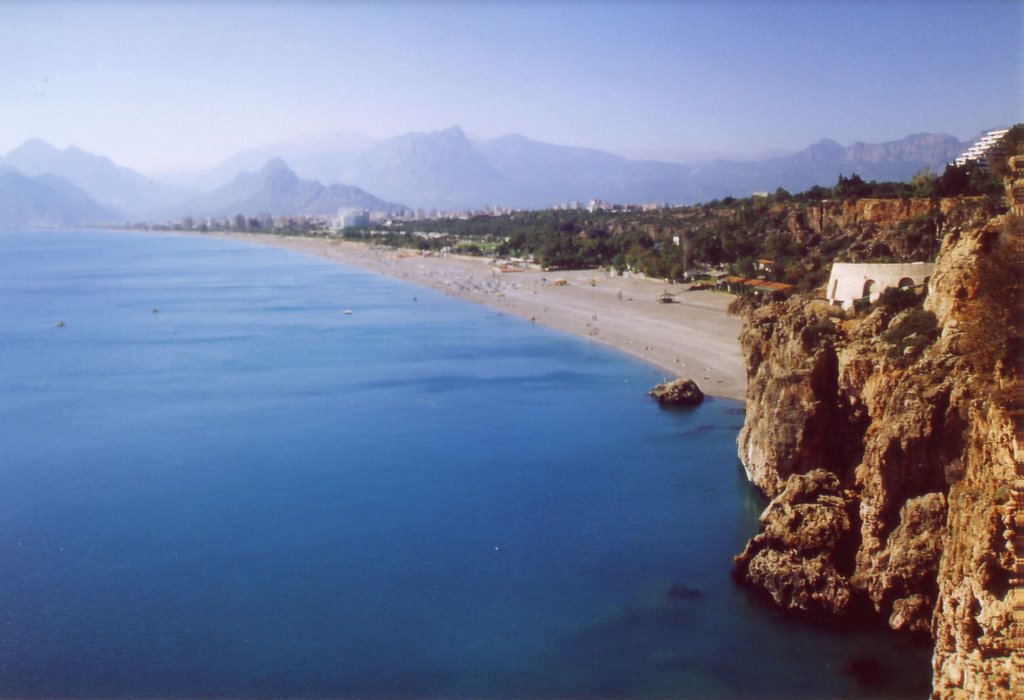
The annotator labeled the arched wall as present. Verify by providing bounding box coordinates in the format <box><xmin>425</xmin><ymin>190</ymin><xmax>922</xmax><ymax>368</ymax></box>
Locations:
<box><xmin>825</xmin><ymin>262</ymin><xmax>936</xmax><ymax>309</ymax></box>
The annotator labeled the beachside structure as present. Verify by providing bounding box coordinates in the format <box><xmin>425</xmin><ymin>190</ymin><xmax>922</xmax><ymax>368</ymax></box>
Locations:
<box><xmin>719</xmin><ymin>276</ymin><xmax>794</xmax><ymax>297</ymax></box>
<box><xmin>825</xmin><ymin>262</ymin><xmax>934</xmax><ymax>309</ymax></box>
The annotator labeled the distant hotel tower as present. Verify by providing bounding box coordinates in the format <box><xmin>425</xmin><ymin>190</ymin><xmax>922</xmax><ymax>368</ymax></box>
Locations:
<box><xmin>953</xmin><ymin>128</ymin><xmax>1010</xmax><ymax>168</ymax></box>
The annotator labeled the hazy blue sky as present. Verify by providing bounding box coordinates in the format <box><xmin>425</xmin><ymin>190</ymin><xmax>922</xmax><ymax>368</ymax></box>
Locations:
<box><xmin>1</xmin><ymin>0</ymin><xmax>1020</xmax><ymax>172</ymax></box>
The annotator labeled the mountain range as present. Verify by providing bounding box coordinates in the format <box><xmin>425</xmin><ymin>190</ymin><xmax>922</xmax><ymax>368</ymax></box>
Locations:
<box><xmin>0</xmin><ymin>171</ymin><xmax>116</xmax><ymax>229</ymax></box>
<box><xmin>173</xmin><ymin>126</ymin><xmax>970</xmax><ymax>210</ymax></box>
<box><xmin>0</xmin><ymin>127</ymin><xmax>977</xmax><ymax>227</ymax></box>
<box><xmin>3</xmin><ymin>138</ymin><xmax>193</xmax><ymax>219</ymax></box>
<box><xmin>180</xmin><ymin>158</ymin><xmax>404</xmax><ymax>218</ymax></box>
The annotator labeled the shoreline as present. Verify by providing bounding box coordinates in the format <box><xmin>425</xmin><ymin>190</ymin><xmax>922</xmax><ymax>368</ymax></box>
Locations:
<box><xmin>185</xmin><ymin>231</ymin><xmax>746</xmax><ymax>401</ymax></box>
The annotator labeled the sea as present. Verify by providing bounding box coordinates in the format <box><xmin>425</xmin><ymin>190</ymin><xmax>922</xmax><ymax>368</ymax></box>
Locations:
<box><xmin>0</xmin><ymin>230</ymin><xmax>931</xmax><ymax>698</ymax></box>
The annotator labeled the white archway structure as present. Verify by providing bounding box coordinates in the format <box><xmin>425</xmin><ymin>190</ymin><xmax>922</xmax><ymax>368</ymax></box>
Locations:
<box><xmin>825</xmin><ymin>262</ymin><xmax>935</xmax><ymax>309</ymax></box>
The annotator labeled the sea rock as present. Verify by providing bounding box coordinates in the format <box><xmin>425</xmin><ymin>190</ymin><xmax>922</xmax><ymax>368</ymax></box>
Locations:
<box><xmin>733</xmin><ymin>469</ymin><xmax>855</xmax><ymax>616</ymax></box>
<box><xmin>649</xmin><ymin>378</ymin><xmax>704</xmax><ymax>406</ymax></box>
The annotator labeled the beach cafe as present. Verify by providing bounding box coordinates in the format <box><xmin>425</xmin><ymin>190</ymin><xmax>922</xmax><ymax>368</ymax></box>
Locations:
<box><xmin>719</xmin><ymin>276</ymin><xmax>794</xmax><ymax>297</ymax></box>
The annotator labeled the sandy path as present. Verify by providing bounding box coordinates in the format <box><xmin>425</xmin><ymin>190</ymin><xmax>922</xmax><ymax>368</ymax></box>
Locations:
<box><xmin>207</xmin><ymin>233</ymin><xmax>747</xmax><ymax>401</ymax></box>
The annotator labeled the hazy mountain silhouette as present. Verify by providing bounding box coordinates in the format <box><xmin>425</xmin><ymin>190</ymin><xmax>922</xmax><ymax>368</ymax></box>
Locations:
<box><xmin>3</xmin><ymin>139</ymin><xmax>193</xmax><ymax>218</ymax></box>
<box><xmin>693</xmin><ymin>133</ymin><xmax>968</xmax><ymax>196</ymax></box>
<box><xmin>0</xmin><ymin>129</ymin><xmax>974</xmax><ymax>221</ymax></box>
<box><xmin>477</xmin><ymin>133</ymin><xmax>698</xmax><ymax>204</ymax></box>
<box><xmin>336</xmin><ymin>126</ymin><xmax>520</xmax><ymax>210</ymax></box>
<box><xmin>0</xmin><ymin>171</ymin><xmax>117</xmax><ymax>228</ymax></box>
<box><xmin>156</xmin><ymin>131</ymin><xmax>378</xmax><ymax>192</ymax></box>
<box><xmin>186</xmin><ymin>127</ymin><xmax>969</xmax><ymax>210</ymax></box>
<box><xmin>179</xmin><ymin>158</ymin><xmax>405</xmax><ymax>218</ymax></box>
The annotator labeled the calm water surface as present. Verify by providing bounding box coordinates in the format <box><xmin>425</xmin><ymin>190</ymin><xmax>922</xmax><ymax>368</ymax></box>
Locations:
<box><xmin>0</xmin><ymin>230</ymin><xmax>929</xmax><ymax>697</ymax></box>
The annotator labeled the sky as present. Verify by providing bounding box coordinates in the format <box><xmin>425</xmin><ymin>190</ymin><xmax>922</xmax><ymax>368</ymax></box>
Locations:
<box><xmin>1</xmin><ymin>0</ymin><xmax>1020</xmax><ymax>173</ymax></box>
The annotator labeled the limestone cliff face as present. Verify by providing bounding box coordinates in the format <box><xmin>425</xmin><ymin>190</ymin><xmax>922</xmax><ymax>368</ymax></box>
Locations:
<box><xmin>775</xmin><ymin>196</ymin><xmax>993</xmax><ymax>262</ymax></box>
<box><xmin>733</xmin><ymin>198</ymin><xmax>1023</xmax><ymax>696</ymax></box>
<box><xmin>926</xmin><ymin>201</ymin><xmax>1023</xmax><ymax>697</ymax></box>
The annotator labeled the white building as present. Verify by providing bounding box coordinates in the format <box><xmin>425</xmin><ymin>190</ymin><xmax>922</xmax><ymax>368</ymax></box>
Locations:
<box><xmin>825</xmin><ymin>262</ymin><xmax>935</xmax><ymax>309</ymax></box>
<box><xmin>953</xmin><ymin>128</ymin><xmax>1010</xmax><ymax>168</ymax></box>
<box><xmin>332</xmin><ymin>208</ymin><xmax>370</xmax><ymax>230</ymax></box>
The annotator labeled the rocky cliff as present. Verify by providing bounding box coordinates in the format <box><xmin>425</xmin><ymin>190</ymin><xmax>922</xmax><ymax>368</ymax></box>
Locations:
<box><xmin>732</xmin><ymin>189</ymin><xmax>1023</xmax><ymax>696</ymax></box>
<box><xmin>771</xmin><ymin>196</ymin><xmax>993</xmax><ymax>263</ymax></box>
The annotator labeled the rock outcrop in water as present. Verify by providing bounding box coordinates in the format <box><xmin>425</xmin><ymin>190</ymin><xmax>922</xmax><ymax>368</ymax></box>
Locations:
<box><xmin>650</xmin><ymin>378</ymin><xmax>705</xmax><ymax>406</ymax></box>
<box><xmin>734</xmin><ymin>469</ymin><xmax>857</xmax><ymax>615</ymax></box>
<box><xmin>732</xmin><ymin>175</ymin><xmax>1023</xmax><ymax>696</ymax></box>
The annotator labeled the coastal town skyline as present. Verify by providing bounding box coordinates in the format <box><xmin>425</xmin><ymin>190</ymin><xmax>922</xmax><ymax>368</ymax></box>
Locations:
<box><xmin>1</xmin><ymin>0</ymin><xmax>1020</xmax><ymax>174</ymax></box>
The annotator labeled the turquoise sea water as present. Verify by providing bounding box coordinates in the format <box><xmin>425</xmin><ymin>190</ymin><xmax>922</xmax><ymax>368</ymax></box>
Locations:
<box><xmin>0</xmin><ymin>230</ymin><xmax>929</xmax><ymax>698</ymax></box>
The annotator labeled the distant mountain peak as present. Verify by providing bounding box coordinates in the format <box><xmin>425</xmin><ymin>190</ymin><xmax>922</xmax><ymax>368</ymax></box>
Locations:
<box><xmin>8</xmin><ymin>139</ymin><xmax>109</xmax><ymax>164</ymax></box>
<box><xmin>4</xmin><ymin>137</ymin><xmax>192</xmax><ymax>218</ymax></box>
<box><xmin>797</xmin><ymin>139</ymin><xmax>847</xmax><ymax>162</ymax></box>
<box><xmin>808</xmin><ymin>138</ymin><xmax>844</xmax><ymax>150</ymax></box>
<box><xmin>260</xmin><ymin>157</ymin><xmax>292</xmax><ymax>175</ymax></box>
<box><xmin>0</xmin><ymin>169</ymin><xmax>115</xmax><ymax>228</ymax></box>
<box><xmin>182</xmin><ymin>157</ymin><xmax>403</xmax><ymax>217</ymax></box>
<box><xmin>7</xmin><ymin>137</ymin><xmax>60</xmax><ymax>159</ymax></box>
<box><xmin>20</xmin><ymin>137</ymin><xmax>55</xmax><ymax>148</ymax></box>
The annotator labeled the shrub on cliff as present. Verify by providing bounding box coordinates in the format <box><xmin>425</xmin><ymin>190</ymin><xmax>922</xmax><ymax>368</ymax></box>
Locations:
<box><xmin>801</xmin><ymin>318</ymin><xmax>836</xmax><ymax>350</ymax></box>
<box><xmin>881</xmin><ymin>308</ymin><xmax>939</xmax><ymax>358</ymax></box>
<box><xmin>988</xmin><ymin>123</ymin><xmax>1024</xmax><ymax>178</ymax></box>
<box><xmin>893</xmin><ymin>212</ymin><xmax>942</xmax><ymax>260</ymax></box>
<box><xmin>876</xmin><ymin>286</ymin><xmax>922</xmax><ymax>314</ymax></box>
<box><xmin>931</xmin><ymin>161</ymin><xmax>1004</xmax><ymax>200</ymax></box>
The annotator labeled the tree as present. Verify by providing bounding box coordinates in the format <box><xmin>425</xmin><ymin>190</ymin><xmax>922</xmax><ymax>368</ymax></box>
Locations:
<box><xmin>734</xmin><ymin>256</ymin><xmax>756</xmax><ymax>277</ymax></box>
<box><xmin>765</xmin><ymin>231</ymin><xmax>796</xmax><ymax>260</ymax></box>
<box><xmin>911</xmin><ymin>167</ymin><xmax>937</xmax><ymax>197</ymax></box>
<box><xmin>834</xmin><ymin>173</ymin><xmax>872</xmax><ymax>200</ymax></box>
<box><xmin>933</xmin><ymin>164</ymin><xmax>970</xmax><ymax>197</ymax></box>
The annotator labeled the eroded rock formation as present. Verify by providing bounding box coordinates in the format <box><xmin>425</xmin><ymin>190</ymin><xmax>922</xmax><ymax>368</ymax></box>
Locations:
<box><xmin>650</xmin><ymin>378</ymin><xmax>705</xmax><ymax>406</ymax></box>
<box><xmin>732</xmin><ymin>194</ymin><xmax>1023</xmax><ymax>696</ymax></box>
<box><xmin>733</xmin><ymin>469</ymin><xmax>857</xmax><ymax>616</ymax></box>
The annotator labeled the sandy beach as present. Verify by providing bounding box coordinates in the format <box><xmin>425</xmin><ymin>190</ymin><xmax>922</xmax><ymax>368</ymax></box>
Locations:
<box><xmin>208</xmin><ymin>232</ymin><xmax>747</xmax><ymax>401</ymax></box>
